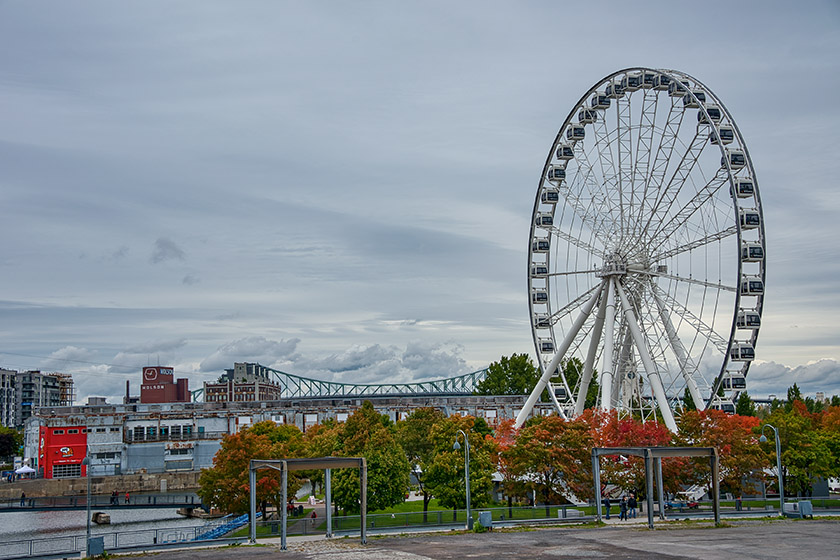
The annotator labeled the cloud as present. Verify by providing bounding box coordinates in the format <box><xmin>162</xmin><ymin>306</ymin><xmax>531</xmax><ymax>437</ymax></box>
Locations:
<box><xmin>182</xmin><ymin>274</ymin><xmax>200</xmax><ymax>285</ymax></box>
<box><xmin>747</xmin><ymin>359</ymin><xmax>840</xmax><ymax>397</ymax></box>
<box><xmin>150</xmin><ymin>238</ymin><xmax>186</xmax><ymax>263</ymax></box>
<box><xmin>39</xmin><ymin>346</ymin><xmax>97</xmax><ymax>371</ymax></box>
<box><xmin>279</xmin><ymin>340</ymin><xmax>470</xmax><ymax>385</ymax></box>
<box><xmin>199</xmin><ymin>336</ymin><xmax>301</xmax><ymax>372</ymax></box>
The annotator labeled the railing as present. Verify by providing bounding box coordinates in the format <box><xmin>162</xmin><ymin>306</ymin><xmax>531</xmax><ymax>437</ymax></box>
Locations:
<box><xmin>1</xmin><ymin>493</ymin><xmax>200</xmax><ymax>511</ymax></box>
<box><xmin>124</xmin><ymin>431</ymin><xmax>227</xmax><ymax>443</ymax></box>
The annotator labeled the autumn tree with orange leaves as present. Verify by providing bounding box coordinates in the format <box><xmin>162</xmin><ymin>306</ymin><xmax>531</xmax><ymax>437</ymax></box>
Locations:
<box><xmin>502</xmin><ymin>415</ymin><xmax>594</xmax><ymax>511</ymax></box>
<box><xmin>675</xmin><ymin>409</ymin><xmax>764</xmax><ymax>495</ymax></box>
<box><xmin>197</xmin><ymin>421</ymin><xmax>305</xmax><ymax>515</ymax></box>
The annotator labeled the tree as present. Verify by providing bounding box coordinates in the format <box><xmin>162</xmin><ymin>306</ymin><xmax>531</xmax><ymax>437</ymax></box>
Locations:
<box><xmin>396</xmin><ymin>407</ymin><xmax>446</xmax><ymax>520</ymax></box>
<box><xmin>475</xmin><ymin>353</ymin><xmax>540</xmax><ymax>395</ymax></box>
<box><xmin>735</xmin><ymin>392</ymin><xmax>757</xmax><ymax>417</ymax></box>
<box><xmin>0</xmin><ymin>427</ymin><xmax>22</xmax><ymax>460</ymax></box>
<box><xmin>581</xmin><ymin>409</ymin><xmax>682</xmax><ymax>497</ymax></box>
<box><xmin>560</xmin><ymin>357</ymin><xmax>599</xmax><ymax>410</ymax></box>
<box><xmin>677</xmin><ymin>410</ymin><xmax>765</xmax><ymax>495</ymax></box>
<box><xmin>762</xmin><ymin>401</ymin><xmax>840</xmax><ymax>496</ymax></box>
<box><xmin>682</xmin><ymin>387</ymin><xmax>697</xmax><ymax>412</ymax></box>
<box><xmin>332</xmin><ymin>401</ymin><xmax>410</xmax><ymax>513</ymax></box>
<box><xmin>197</xmin><ymin>421</ymin><xmax>305</xmax><ymax>515</ymax></box>
<box><xmin>424</xmin><ymin>415</ymin><xmax>497</xmax><ymax>520</ymax></box>
<box><xmin>504</xmin><ymin>415</ymin><xmax>594</xmax><ymax>512</ymax></box>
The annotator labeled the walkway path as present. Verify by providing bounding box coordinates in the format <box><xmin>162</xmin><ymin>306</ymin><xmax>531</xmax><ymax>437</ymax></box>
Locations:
<box><xmin>122</xmin><ymin>518</ymin><xmax>840</xmax><ymax>559</ymax></box>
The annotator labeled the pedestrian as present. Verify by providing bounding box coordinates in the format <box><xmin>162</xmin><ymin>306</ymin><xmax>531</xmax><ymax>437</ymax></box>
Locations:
<box><xmin>602</xmin><ymin>496</ymin><xmax>611</xmax><ymax>519</ymax></box>
<box><xmin>628</xmin><ymin>494</ymin><xmax>637</xmax><ymax>518</ymax></box>
<box><xmin>619</xmin><ymin>496</ymin><xmax>628</xmax><ymax>520</ymax></box>
<box><xmin>310</xmin><ymin>510</ymin><xmax>317</xmax><ymax>525</ymax></box>
<box><xmin>124</xmin><ymin>491</ymin><xmax>130</xmax><ymax>504</ymax></box>
<box><xmin>20</xmin><ymin>491</ymin><xmax>26</xmax><ymax>506</ymax></box>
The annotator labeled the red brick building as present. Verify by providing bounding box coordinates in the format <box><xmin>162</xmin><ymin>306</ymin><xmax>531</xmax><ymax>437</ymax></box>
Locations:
<box><xmin>140</xmin><ymin>366</ymin><xmax>190</xmax><ymax>403</ymax></box>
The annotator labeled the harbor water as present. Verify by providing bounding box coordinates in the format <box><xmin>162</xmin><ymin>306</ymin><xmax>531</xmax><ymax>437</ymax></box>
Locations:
<box><xmin>0</xmin><ymin>507</ymin><xmax>212</xmax><ymax>544</ymax></box>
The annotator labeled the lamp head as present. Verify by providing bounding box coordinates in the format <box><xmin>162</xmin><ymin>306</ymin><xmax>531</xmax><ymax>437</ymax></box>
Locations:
<box><xmin>759</xmin><ymin>434</ymin><xmax>767</xmax><ymax>443</ymax></box>
<box><xmin>453</xmin><ymin>440</ymin><xmax>461</xmax><ymax>451</ymax></box>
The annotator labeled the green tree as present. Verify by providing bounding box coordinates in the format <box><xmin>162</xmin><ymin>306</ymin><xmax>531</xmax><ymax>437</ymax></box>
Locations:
<box><xmin>763</xmin><ymin>401</ymin><xmax>840</xmax><ymax>496</ymax></box>
<box><xmin>682</xmin><ymin>387</ymin><xmax>697</xmax><ymax>412</ymax></box>
<box><xmin>0</xmin><ymin>427</ymin><xmax>22</xmax><ymax>460</ymax></box>
<box><xmin>424</xmin><ymin>415</ymin><xmax>496</xmax><ymax>520</ymax></box>
<box><xmin>475</xmin><ymin>353</ymin><xmax>540</xmax><ymax>395</ymax></box>
<box><xmin>396</xmin><ymin>407</ymin><xmax>446</xmax><ymax>520</ymax></box>
<box><xmin>332</xmin><ymin>401</ymin><xmax>410</xmax><ymax>514</ymax></box>
<box><xmin>560</xmin><ymin>357</ymin><xmax>599</xmax><ymax>409</ymax></box>
<box><xmin>735</xmin><ymin>392</ymin><xmax>757</xmax><ymax>417</ymax></box>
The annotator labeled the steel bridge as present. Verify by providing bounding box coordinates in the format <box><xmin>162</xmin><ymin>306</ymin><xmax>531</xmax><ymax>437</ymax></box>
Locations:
<box><xmin>192</xmin><ymin>364</ymin><xmax>488</xmax><ymax>401</ymax></box>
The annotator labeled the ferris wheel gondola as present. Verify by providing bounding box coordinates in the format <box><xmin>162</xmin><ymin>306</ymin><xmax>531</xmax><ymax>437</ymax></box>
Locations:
<box><xmin>516</xmin><ymin>68</ymin><xmax>766</xmax><ymax>431</ymax></box>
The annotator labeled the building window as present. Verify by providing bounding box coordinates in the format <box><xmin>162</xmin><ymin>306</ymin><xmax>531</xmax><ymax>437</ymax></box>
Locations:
<box><xmin>67</xmin><ymin>429</ymin><xmax>79</xmax><ymax>434</ymax></box>
<box><xmin>336</xmin><ymin>413</ymin><xmax>349</xmax><ymax>422</ymax></box>
<box><xmin>167</xmin><ymin>448</ymin><xmax>191</xmax><ymax>456</ymax></box>
<box><xmin>183</xmin><ymin>425</ymin><xmax>193</xmax><ymax>437</ymax></box>
<box><xmin>52</xmin><ymin>464</ymin><xmax>82</xmax><ymax>478</ymax></box>
<box><xmin>53</xmin><ymin>429</ymin><xmax>64</xmax><ymax>435</ymax></box>
<box><xmin>110</xmin><ymin>428</ymin><xmax>120</xmax><ymax>432</ymax></box>
<box><xmin>96</xmin><ymin>428</ymin><xmax>106</xmax><ymax>433</ymax></box>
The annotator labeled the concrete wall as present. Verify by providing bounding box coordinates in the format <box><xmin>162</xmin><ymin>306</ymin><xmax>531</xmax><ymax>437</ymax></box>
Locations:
<box><xmin>0</xmin><ymin>470</ymin><xmax>201</xmax><ymax>499</ymax></box>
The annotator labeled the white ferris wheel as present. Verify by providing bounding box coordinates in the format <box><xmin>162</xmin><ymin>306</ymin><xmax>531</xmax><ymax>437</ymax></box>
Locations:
<box><xmin>515</xmin><ymin>68</ymin><xmax>765</xmax><ymax>432</ymax></box>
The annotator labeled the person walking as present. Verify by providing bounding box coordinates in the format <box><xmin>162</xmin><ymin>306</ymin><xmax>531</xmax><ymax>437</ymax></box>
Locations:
<box><xmin>124</xmin><ymin>491</ymin><xmax>130</xmax><ymax>504</ymax></box>
<box><xmin>20</xmin><ymin>491</ymin><xmax>26</xmax><ymax>506</ymax></box>
<box><xmin>628</xmin><ymin>494</ymin><xmax>638</xmax><ymax>518</ymax></box>
<box><xmin>619</xmin><ymin>496</ymin><xmax>628</xmax><ymax>520</ymax></box>
<box><xmin>602</xmin><ymin>496</ymin><xmax>611</xmax><ymax>519</ymax></box>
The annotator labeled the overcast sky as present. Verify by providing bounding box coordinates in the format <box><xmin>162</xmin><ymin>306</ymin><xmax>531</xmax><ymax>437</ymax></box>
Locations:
<box><xmin>1</xmin><ymin>1</ymin><xmax>839</xmax><ymax>404</ymax></box>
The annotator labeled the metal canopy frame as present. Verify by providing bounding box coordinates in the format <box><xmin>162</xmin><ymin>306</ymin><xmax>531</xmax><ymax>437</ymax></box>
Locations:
<box><xmin>249</xmin><ymin>457</ymin><xmax>367</xmax><ymax>550</ymax></box>
<box><xmin>591</xmin><ymin>446</ymin><xmax>719</xmax><ymax>529</ymax></box>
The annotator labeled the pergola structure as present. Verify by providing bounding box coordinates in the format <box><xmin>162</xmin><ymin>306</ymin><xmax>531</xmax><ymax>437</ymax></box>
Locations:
<box><xmin>249</xmin><ymin>457</ymin><xmax>367</xmax><ymax>550</ymax></box>
<box><xmin>591</xmin><ymin>446</ymin><xmax>720</xmax><ymax>529</ymax></box>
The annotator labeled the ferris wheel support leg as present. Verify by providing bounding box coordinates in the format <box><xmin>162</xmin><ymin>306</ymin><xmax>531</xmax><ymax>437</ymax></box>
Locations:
<box><xmin>612</xmin><ymin>329</ymin><xmax>633</xmax><ymax>410</ymax></box>
<box><xmin>614</xmin><ymin>281</ymin><xmax>679</xmax><ymax>433</ymax></box>
<box><xmin>652</xmin><ymin>286</ymin><xmax>706</xmax><ymax>411</ymax></box>
<box><xmin>515</xmin><ymin>281</ymin><xmax>606</xmax><ymax>429</ymax></box>
<box><xmin>575</xmin><ymin>279</ymin><xmax>609</xmax><ymax>416</ymax></box>
<box><xmin>596</xmin><ymin>279</ymin><xmax>615</xmax><ymax>412</ymax></box>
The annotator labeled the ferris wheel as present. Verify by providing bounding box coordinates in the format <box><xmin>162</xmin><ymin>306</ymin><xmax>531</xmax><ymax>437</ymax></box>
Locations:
<box><xmin>515</xmin><ymin>68</ymin><xmax>765</xmax><ymax>432</ymax></box>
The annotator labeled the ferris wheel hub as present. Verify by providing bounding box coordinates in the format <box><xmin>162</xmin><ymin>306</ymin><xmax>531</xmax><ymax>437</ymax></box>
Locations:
<box><xmin>596</xmin><ymin>252</ymin><xmax>628</xmax><ymax>278</ymax></box>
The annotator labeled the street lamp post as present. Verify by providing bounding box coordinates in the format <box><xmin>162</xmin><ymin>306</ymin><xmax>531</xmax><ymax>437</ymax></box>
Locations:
<box><xmin>452</xmin><ymin>429</ymin><xmax>472</xmax><ymax>530</ymax></box>
<box><xmin>82</xmin><ymin>455</ymin><xmax>91</xmax><ymax>557</ymax></box>
<box><xmin>759</xmin><ymin>424</ymin><xmax>784</xmax><ymax>515</ymax></box>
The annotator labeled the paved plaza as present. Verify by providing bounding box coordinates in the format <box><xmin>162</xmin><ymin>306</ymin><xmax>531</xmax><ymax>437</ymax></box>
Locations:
<box><xmin>127</xmin><ymin>518</ymin><xmax>840</xmax><ymax>559</ymax></box>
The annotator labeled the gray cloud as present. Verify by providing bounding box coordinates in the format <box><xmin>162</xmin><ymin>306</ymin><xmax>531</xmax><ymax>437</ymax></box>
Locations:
<box><xmin>199</xmin><ymin>336</ymin><xmax>301</xmax><ymax>372</ymax></box>
<box><xmin>151</xmin><ymin>238</ymin><xmax>186</xmax><ymax>264</ymax></box>
<box><xmin>1</xmin><ymin>1</ymin><xmax>839</xmax><ymax>403</ymax></box>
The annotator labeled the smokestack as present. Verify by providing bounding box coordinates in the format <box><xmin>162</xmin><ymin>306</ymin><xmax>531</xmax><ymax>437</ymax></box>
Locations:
<box><xmin>125</xmin><ymin>380</ymin><xmax>130</xmax><ymax>404</ymax></box>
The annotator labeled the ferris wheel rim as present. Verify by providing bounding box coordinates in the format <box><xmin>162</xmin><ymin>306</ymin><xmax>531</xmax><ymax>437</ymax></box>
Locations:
<box><xmin>525</xmin><ymin>67</ymin><xmax>765</xmax><ymax>422</ymax></box>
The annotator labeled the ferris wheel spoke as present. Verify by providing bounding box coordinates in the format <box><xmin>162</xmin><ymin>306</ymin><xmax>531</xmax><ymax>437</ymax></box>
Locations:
<box><xmin>638</xmin><ymin>98</ymin><xmax>686</xmax><ymax>229</ymax></box>
<box><xmin>651</xmin><ymin>282</ymin><xmax>706</xmax><ymax>410</ymax></box>
<box><xmin>650</xmin><ymin>283</ymin><xmax>730</xmax><ymax>354</ymax></box>
<box><xmin>547</xmin><ymin>284</ymin><xmax>602</xmax><ymax>325</ymax></box>
<box><xmin>629</xmin><ymin>267</ymin><xmax>736</xmax><ymax>294</ymax></box>
<box><xmin>650</xmin><ymin>167</ymin><xmax>730</xmax><ymax>243</ymax></box>
<box><xmin>545</xmin><ymin>226</ymin><xmax>606</xmax><ymax>260</ymax></box>
<box><xmin>629</xmin><ymin>89</ymin><xmax>659</xmax><ymax>240</ymax></box>
<box><xmin>650</xmin><ymin>225</ymin><xmax>738</xmax><ymax>262</ymax></box>
<box><xmin>639</xmin><ymin>129</ymin><xmax>708</xmax><ymax>242</ymax></box>
<box><xmin>547</xmin><ymin>269</ymin><xmax>600</xmax><ymax>278</ymax></box>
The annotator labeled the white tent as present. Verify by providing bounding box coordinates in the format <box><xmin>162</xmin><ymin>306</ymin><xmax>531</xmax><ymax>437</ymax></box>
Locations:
<box><xmin>14</xmin><ymin>465</ymin><xmax>35</xmax><ymax>474</ymax></box>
